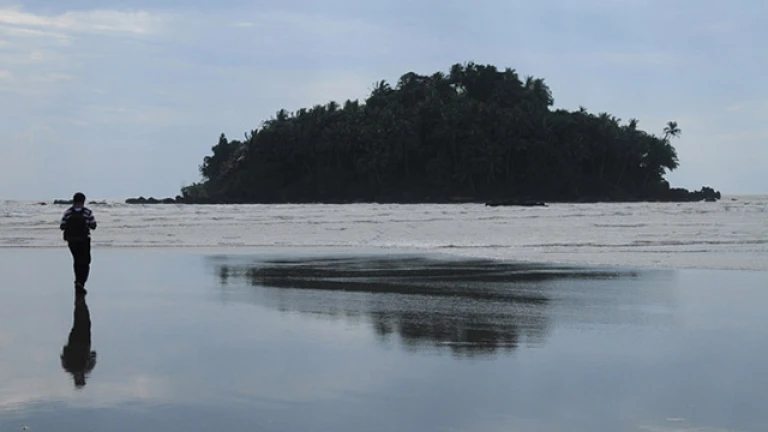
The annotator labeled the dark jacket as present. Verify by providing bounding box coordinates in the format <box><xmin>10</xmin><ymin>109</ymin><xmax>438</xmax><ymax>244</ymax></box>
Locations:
<box><xmin>60</xmin><ymin>206</ymin><xmax>97</xmax><ymax>241</ymax></box>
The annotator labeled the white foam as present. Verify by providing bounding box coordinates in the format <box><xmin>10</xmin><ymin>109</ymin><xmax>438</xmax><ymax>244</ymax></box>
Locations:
<box><xmin>1</xmin><ymin>196</ymin><xmax>766</xmax><ymax>270</ymax></box>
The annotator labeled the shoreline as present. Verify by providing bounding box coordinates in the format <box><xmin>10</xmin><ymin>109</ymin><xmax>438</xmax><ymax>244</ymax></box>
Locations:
<box><xmin>125</xmin><ymin>194</ymin><xmax>724</xmax><ymax>205</ymax></box>
<box><xmin>49</xmin><ymin>189</ymin><xmax>729</xmax><ymax>206</ymax></box>
<box><xmin>35</xmin><ymin>196</ymin><xmax>750</xmax><ymax>206</ymax></box>
<box><xmin>13</xmin><ymin>192</ymin><xmax>765</xmax><ymax>206</ymax></box>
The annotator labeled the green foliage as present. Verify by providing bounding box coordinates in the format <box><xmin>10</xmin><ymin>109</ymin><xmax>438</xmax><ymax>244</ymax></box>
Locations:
<box><xmin>185</xmin><ymin>62</ymin><xmax>684</xmax><ymax>203</ymax></box>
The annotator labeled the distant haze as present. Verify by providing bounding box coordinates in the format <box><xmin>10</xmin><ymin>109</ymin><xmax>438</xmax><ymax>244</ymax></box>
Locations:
<box><xmin>1</xmin><ymin>1</ymin><xmax>765</xmax><ymax>200</ymax></box>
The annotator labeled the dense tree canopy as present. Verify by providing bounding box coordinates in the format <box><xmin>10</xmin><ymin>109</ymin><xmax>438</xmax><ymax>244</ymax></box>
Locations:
<box><xmin>179</xmin><ymin>62</ymin><xmax>716</xmax><ymax>204</ymax></box>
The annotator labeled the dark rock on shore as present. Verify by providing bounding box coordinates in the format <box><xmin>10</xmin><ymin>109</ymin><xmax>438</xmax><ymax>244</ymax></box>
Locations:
<box><xmin>126</xmin><ymin>185</ymin><xmax>722</xmax><ymax>206</ymax></box>
<box><xmin>485</xmin><ymin>199</ymin><xmax>547</xmax><ymax>207</ymax></box>
<box><xmin>53</xmin><ymin>199</ymin><xmax>107</xmax><ymax>205</ymax></box>
<box><xmin>655</xmin><ymin>186</ymin><xmax>721</xmax><ymax>202</ymax></box>
<box><xmin>125</xmin><ymin>196</ymin><xmax>185</xmax><ymax>204</ymax></box>
<box><xmin>483</xmin><ymin>186</ymin><xmax>722</xmax><ymax>206</ymax></box>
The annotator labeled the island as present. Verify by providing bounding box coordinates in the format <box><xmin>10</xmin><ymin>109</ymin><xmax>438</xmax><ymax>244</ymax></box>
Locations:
<box><xmin>131</xmin><ymin>62</ymin><xmax>722</xmax><ymax>205</ymax></box>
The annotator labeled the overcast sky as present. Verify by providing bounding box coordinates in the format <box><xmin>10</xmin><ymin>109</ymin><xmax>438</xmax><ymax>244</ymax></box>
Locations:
<box><xmin>0</xmin><ymin>0</ymin><xmax>765</xmax><ymax>200</ymax></box>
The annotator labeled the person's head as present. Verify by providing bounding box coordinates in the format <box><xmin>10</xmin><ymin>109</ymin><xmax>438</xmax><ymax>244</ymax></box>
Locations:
<box><xmin>72</xmin><ymin>192</ymin><xmax>86</xmax><ymax>206</ymax></box>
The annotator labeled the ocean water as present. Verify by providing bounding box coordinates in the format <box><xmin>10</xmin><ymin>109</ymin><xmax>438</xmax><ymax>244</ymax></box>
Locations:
<box><xmin>1</xmin><ymin>196</ymin><xmax>766</xmax><ymax>270</ymax></box>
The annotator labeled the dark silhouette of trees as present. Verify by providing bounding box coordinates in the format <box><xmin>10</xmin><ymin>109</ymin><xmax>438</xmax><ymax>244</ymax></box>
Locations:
<box><xmin>179</xmin><ymin>62</ymin><xmax>719</xmax><ymax>204</ymax></box>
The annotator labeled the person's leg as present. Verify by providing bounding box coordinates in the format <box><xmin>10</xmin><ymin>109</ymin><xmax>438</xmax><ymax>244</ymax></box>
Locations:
<box><xmin>67</xmin><ymin>242</ymin><xmax>79</xmax><ymax>283</ymax></box>
<box><xmin>69</xmin><ymin>241</ymin><xmax>89</xmax><ymax>287</ymax></box>
<box><xmin>81</xmin><ymin>239</ymin><xmax>91</xmax><ymax>285</ymax></box>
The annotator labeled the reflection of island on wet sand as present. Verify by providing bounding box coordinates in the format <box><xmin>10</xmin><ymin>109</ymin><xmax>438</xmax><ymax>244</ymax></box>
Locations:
<box><xmin>61</xmin><ymin>293</ymin><xmax>97</xmax><ymax>388</ymax></box>
<box><xmin>212</xmin><ymin>255</ymin><xmax>640</xmax><ymax>358</ymax></box>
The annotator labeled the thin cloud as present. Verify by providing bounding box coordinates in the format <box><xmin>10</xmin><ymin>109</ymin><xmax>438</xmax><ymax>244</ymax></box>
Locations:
<box><xmin>29</xmin><ymin>72</ymin><xmax>73</xmax><ymax>82</ymax></box>
<box><xmin>80</xmin><ymin>104</ymin><xmax>184</xmax><ymax>126</ymax></box>
<box><xmin>0</xmin><ymin>6</ymin><xmax>162</xmax><ymax>35</ymax></box>
<box><xmin>174</xmin><ymin>10</ymin><xmax>398</xmax><ymax>59</ymax></box>
<box><xmin>0</xmin><ymin>24</ymin><xmax>71</xmax><ymax>41</ymax></box>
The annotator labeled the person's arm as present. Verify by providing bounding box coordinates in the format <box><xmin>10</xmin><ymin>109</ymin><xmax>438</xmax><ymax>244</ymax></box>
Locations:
<box><xmin>87</xmin><ymin>209</ymin><xmax>97</xmax><ymax>230</ymax></box>
<box><xmin>60</xmin><ymin>208</ymin><xmax>72</xmax><ymax>231</ymax></box>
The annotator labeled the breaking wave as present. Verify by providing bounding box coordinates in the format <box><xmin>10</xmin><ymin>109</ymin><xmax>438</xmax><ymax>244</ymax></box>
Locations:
<box><xmin>1</xmin><ymin>196</ymin><xmax>766</xmax><ymax>270</ymax></box>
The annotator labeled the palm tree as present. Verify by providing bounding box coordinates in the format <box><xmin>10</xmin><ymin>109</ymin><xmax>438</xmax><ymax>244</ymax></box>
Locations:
<box><xmin>663</xmin><ymin>121</ymin><xmax>681</xmax><ymax>141</ymax></box>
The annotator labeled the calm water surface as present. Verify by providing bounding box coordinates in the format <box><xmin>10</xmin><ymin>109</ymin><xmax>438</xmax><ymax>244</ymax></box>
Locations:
<box><xmin>1</xmin><ymin>248</ymin><xmax>767</xmax><ymax>432</ymax></box>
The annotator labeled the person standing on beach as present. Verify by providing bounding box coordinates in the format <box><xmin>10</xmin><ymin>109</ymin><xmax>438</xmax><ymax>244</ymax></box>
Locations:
<box><xmin>60</xmin><ymin>192</ymin><xmax>97</xmax><ymax>294</ymax></box>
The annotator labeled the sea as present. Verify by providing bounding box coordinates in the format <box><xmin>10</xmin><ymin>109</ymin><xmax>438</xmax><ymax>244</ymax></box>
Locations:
<box><xmin>2</xmin><ymin>196</ymin><xmax>766</xmax><ymax>270</ymax></box>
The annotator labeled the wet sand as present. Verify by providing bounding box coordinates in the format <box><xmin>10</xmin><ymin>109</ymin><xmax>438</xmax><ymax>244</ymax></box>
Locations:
<box><xmin>1</xmin><ymin>248</ymin><xmax>767</xmax><ymax>432</ymax></box>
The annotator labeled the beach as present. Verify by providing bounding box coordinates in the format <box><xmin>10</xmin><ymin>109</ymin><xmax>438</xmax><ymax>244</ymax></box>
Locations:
<box><xmin>1</xmin><ymin>244</ymin><xmax>767</xmax><ymax>431</ymax></box>
<box><xmin>3</xmin><ymin>0</ymin><xmax>767</xmax><ymax>429</ymax></box>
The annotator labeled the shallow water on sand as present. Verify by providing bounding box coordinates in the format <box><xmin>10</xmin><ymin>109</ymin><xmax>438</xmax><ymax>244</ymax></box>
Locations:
<box><xmin>1</xmin><ymin>248</ymin><xmax>767</xmax><ymax>431</ymax></box>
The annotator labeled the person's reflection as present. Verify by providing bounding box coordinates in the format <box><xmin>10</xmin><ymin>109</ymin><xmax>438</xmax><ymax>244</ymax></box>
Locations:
<box><xmin>61</xmin><ymin>292</ymin><xmax>97</xmax><ymax>389</ymax></box>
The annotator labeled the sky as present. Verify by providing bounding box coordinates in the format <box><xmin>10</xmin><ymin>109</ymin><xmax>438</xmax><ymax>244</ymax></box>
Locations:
<box><xmin>0</xmin><ymin>0</ymin><xmax>765</xmax><ymax>200</ymax></box>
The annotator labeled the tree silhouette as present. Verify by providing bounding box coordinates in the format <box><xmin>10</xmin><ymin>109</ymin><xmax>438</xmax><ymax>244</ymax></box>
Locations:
<box><xmin>663</xmin><ymin>121</ymin><xmax>681</xmax><ymax>141</ymax></box>
<box><xmin>179</xmin><ymin>62</ymin><xmax>718</xmax><ymax>204</ymax></box>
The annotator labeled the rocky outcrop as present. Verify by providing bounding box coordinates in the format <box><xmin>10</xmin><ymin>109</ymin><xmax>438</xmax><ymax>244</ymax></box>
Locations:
<box><xmin>124</xmin><ymin>196</ymin><xmax>185</xmax><ymax>204</ymax></box>
<box><xmin>53</xmin><ymin>199</ymin><xmax>107</xmax><ymax>205</ymax></box>
<box><xmin>656</xmin><ymin>186</ymin><xmax>721</xmax><ymax>202</ymax></box>
<box><xmin>485</xmin><ymin>200</ymin><xmax>547</xmax><ymax>207</ymax></box>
